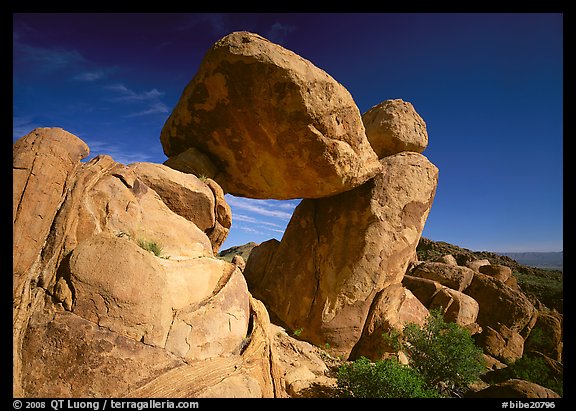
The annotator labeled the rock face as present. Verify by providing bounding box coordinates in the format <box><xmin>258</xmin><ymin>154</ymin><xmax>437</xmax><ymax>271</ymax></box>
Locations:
<box><xmin>13</xmin><ymin>128</ymin><xmax>282</xmax><ymax>398</ymax></box>
<box><xmin>244</xmin><ymin>152</ymin><xmax>438</xmax><ymax>358</ymax></box>
<box><xmin>160</xmin><ymin>31</ymin><xmax>381</xmax><ymax>200</ymax></box>
<box><xmin>362</xmin><ymin>99</ymin><xmax>428</xmax><ymax>158</ymax></box>
<box><xmin>468</xmin><ymin>379</ymin><xmax>560</xmax><ymax>398</ymax></box>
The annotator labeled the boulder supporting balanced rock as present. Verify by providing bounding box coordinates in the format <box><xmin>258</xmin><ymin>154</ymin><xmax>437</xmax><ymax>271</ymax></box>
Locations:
<box><xmin>244</xmin><ymin>152</ymin><xmax>438</xmax><ymax>358</ymax></box>
<box><xmin>160</xmin><ymin>31</ymin><xmax>381</xmax><ymax>200</ymax></box>
<box><xmin>362</xmin><ymin>99</ymin><xmax>428</xmax><ymax>158</ymax></box>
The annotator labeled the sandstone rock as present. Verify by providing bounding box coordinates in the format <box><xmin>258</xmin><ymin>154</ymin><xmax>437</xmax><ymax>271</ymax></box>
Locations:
<box><xmin>436</xmin><ymin>254</ymin><xmax>458</xmax><ymax>266</ymax></box>
<box><xmin>361</xmin><ymin>99</ymin><xmax>428</xmax><ymax>158</ymax></box>
<box><xmin>231</xmin><ymin>254</ymin><xmax>246</xmax><ymax>272</ymax></box>
<box><xmin>272</xmin><ymin>325</ymin><xmax>339</xmax><ymax>398</ymax></box>
<box><xmin>466</xmin><ymin>259</ymin><xmax>491</xmax><ymax>271</ymax></box>
<box><xmin>126</xmin><ymin>296</ymin><xmax>285</xmax><ymax>398</ymax></box>
<box><xmin>401</xmin><ymin>274</ymin><xmax>443</xmax><ymax>306</ymax></box>
<box><xmin>477</xmin><ymin>325</ymin><xmax>524</xmax><ymax>363</ymax></box>
<box><xmin>160</xmin><ymin>31</ymin><xmax>381</xmax><ymax>200</ymax></box>
<box><xmin>21</xmin><ymin>311</ymin><xmax>184</xmax><ymax>397</ymax></box>
<box><xmin>428</xmin><ymin>287</ymin><xmax>479</xmax><ymax>327</ymax></box>
<box><xmin>13</xmin><ymin>128</ymin><xmax>89</xmax><ymax>396</ymax></box>
<box><xmin>13</xmin><ymin>130</ymin><xmax>258</xmax><ymax>397</ymax></box>
<box><xmin>351</xmin><ymin>284</ymin><xmax>429</xmax><ymax>360</ymax></box>
<box><xmin>409</xmin><ymin>261</ymin><xmax>475</xmax><ymax>292</ymax></box>
<box><xmin>128</xmin><ymin>163</ymin><xmax>232</xmax><ymax>254</ymax></box>
<box><xmin>525</xmin><ymin>311</ymin><xmax>563</xmax><ymax>362</ymax></box>
<box><xmin>479</xmin><ymin>264</ymin><xmax>512</xmax><ymax>282</ymax></box>
<box><xmin>464</xmin><ymin>272</ymin><xmax>536</xmax><ymax>333</ymax></box>
<box><xmin>203</xmin><ymin>178</ymin><xmax>232</xmax><ymax>253</ymax></box>
<box><xmin>244</xmin><ymin>152</ymin><xmax>438</xmax><ymax>358</ymax></box>
<box><xmin>482</xmin><ymin>354</ymin><xmax>507</xmax><ymax>371</ymax></box>
<box><xmin>467</xmin><ymin>379</ymin><xmax>560</xmax><ymax>398</ymax></box>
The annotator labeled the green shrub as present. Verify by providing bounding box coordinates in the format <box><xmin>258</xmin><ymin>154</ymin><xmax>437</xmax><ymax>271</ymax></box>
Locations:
<box><xmin>337</xmin><ymin>357</ymin><xmax>440</xmax><ymax>398</ymax></box>
<box><xmin>137</xmin><ymin>239</ymin><xmax>166</xmax><ymax>258</ymax></box>
<box><xmin>496</xmin><ymin>355</ymin><xmax>563</xmax><ymax>396</ymax></box>
<box><xmin>402</xmin><ymin>309</ymin><xmax>485</xmax><ymax>393</ymax></box>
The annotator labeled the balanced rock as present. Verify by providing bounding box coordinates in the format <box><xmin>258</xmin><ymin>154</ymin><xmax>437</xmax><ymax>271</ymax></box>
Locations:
<box><xmin>244</xmin><ymin>152</ymin><xmax>438</xmax><ymax>358</ymax></box>
<box><xmin>160</xmin><ymin>31</ymin><xmax>381</xmax><ymax>199</ymax></box>
<box><xmin>362</xmin><ymin>99</ymin><xmax>428</xmax><ymax>158</ymax></box>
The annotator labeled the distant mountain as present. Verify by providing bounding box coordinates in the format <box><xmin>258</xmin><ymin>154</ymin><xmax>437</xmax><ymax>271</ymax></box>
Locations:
<box><xmin>496</xmin><ymin>251</ymin><xmax>563</xmax><ymax>271</ymax></box>
<box><xmin>417</xmin><ymin>237</ymin><xmax>563</xmax><ymax>313</ymax></box>
<box><xmin>217</xmin><ymin>242</ymin><xmax>259</xmax><ymax>263</ymax></box>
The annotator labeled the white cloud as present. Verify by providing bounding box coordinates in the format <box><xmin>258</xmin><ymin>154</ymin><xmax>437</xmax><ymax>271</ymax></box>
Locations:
<box><xmin>82</xmin><ymin>139</ymin><xmax>159</xmax><ymax>165</ymax></box>
<box><xmin>266</xmin><ymin>22</ymin><xmax>297</xmax><ymax>45</ymax></box>
<box><xmin>74</xmin><ymin>70</ymin><xmax>105</xmax><ymax>82</ymax></box>
<box><xmin>124</xmin><ymin>103</ymin><xmax>170</xmax><ymax>117</ymax></box>
<box><xmin>106</xmin><ymin>84</ymin><xmax>165</xmax><ymax>101</ymax></box>
<box><xmin>226</xmin><ymin>196</ymin><xmax>295</xmax><ymax>220</ymax></box>
<box><xmin>14</xmin><ymin>41</ymin><xmax>85</xmax><ymax>71</ymax></box>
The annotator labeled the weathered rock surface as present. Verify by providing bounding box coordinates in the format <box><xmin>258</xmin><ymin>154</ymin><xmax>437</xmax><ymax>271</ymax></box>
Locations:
<box><xmin>351</xmin><ymin>284</ymin><xmax>429</xmax><ymax>360</ymax></box>
<box><xmin>362</xmin><ymin>99</ymin><xmax>428</xmax><ymax>158</ymax></box>
<box><xmin>525</xmin><ymin>311</ymin><xmax>563</xmax><ymax>362</ymax></box>
<box><xmin>428</xmin><ymin>287</ymin><xmax>479</xmax><ymax>327</ymax></box>
<box><xmin>160</xmin><ymin>31</ymin><xmax>381</xmax><ymax>199</ymax></box>
<box><xmin>479</xmin><ymin>264</ymin><xmax>512</xmax><ymax>282</ymax></box>
<box><xmin>13</xmin><ymin>128</ymin><xmax>274</xmax><ymax>398</ymax></box>
<box><xmin>244</xmin><ymin>152</ymin><xmax>438</xmax><ymax>358</ymax></box>
<box><xmin>467</xmin><ymin>379</ymin><xmax>560</xmax><ymax>398</ymax></box>
<box><xmin>409</xmin><ymin>261</ymin><xmax>475</xmax><ymax>292</ymax></box>
<box><xmin>477</xmin><ymin>324</ymin><xmax>525</xmax><ymax>363</ymax></box>
<box><xmin>464</xmin><ymin>272</ymin><xmax>536</xmax><ymax>333</ymax></box>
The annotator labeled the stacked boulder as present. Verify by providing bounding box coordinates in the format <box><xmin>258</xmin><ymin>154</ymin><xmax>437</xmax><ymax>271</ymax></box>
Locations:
<box><xmin>161</xmin><ymin>31</ymin><xmax>439</xmax><ymax>360</ymax></box>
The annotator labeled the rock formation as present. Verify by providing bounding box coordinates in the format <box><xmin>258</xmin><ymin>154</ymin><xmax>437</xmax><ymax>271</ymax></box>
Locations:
<box><xmin>244</xmin><ymin>152</ymin><xmax>438</xmax><ymax>358</ymax></box>
<box><xmin>12</xmin><ymin>128</ymin><xmax>278</xmax><ymax>397</ymax></box>
<box><xmin>14</xmin><ymin>31</ymin><xmax>561</xmax><ymax>399</ymax></box>
<box><xmin>160</xmin><ymin>31</ymin><xmax>381</xmax><ymax>200</ymax></box>
<box><xmin>362</xmin><ymin>99</ymin><xmax>428</xmax><ymax>158</ymax></box>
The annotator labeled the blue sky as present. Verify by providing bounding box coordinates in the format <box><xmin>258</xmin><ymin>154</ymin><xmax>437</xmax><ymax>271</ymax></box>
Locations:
<box><xmin>12</xmin><ymin>13</ymin><xmax>563</xmax><ymax>252</ymax></box>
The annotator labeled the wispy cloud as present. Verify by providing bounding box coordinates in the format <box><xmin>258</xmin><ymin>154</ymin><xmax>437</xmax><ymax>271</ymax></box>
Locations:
<box><xmin>124</xmin><ymin>102</ymin><xmax>170</xmax><ymax>117</ymax></box>
<box><xmin>226</xmin><ymin>196</ymin><xmax>296</xmax><ymax>220</ymax></box>
<box><xmin>266</xmin><ymin>22</ymin><xmax>297</xmax><ymax>45</ymax></box>
<box><xmin>176</xmin><ymin>13</ymin><xmax>229</xmax><ymax>36</ymax></box>
<box><xmin>73</xmin><ymin>70</ymin><xmax>106</xmax><ymax>82</ymax></box>
<box><xmin>106</xmin><ymin>84</ymin><xmax>165</xmax><ymax>101</ymax></box>
<box><xmin>82</xmin><ymin>139</ymin><xmax>159</xmax><ymax>165</ymax></box>
<box><xmin>14</xmin><ymin>41</ymin><xmax>85</xmax><ymax>72</ymax></box>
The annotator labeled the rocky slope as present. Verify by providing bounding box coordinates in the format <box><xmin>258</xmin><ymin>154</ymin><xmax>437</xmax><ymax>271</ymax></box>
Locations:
<box><xmin>13</xmin><ymin>31</ymin><xmax>561</xmax><ymax>399</ymax></box>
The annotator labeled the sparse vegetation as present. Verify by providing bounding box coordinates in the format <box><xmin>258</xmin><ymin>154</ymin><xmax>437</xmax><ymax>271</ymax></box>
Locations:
<box><xmin>484</xmin><ymin>354</ymin><xmax>563</xmax><ymax>396</ymax></box>
<box><xmin>337</xmin><ymin>309</ymin><xmax>485</xmax><ymax>398</ymax></box>
<box><xmin>402</xmin><ymin>309</ymin><xmax>486</xmax><ymax>395</ymax></box>
<box><xmin>137</xmin><ymin>239</ymin><xmax>169</xmax><ymax>259</ymax></box>
<box><xmin>337</xmin><ymin>357</ymin><xmax>441</xmax><ymax>398</ymax></box>
<box><xmin>293</xmin><ymin>327</ymin><xmax>304</xmax><ymax>337</ymax></box>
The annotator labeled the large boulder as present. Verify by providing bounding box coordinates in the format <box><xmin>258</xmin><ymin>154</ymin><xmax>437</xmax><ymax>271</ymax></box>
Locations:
<box><xmin>361</xmin><ymin>99</ymin><xmax>428</xmax><ymax>158</ymax></box>
<box><xmin>409</xmin><ymin>261</ymin><xmax>475</xmax><ymax>292</ymax></box>
<box><xmin>477</xmin><ymin>324</ymin><xmax>525</xmax><ymax>363</ymax></box>
<box><xmin>13</xmin><ymin>129</ymin><xmax>280</xmax><ymax>398</ymax></box>
<box><xmin>160</xmin><ymin>31</ymin><xmax>381</xmax><ymax>200</ymax></box>
<box><xmin>468</xmin><ymin>379</ymin><xmax>560</xmax><ymax>398</ymax></box>
<box><xmin>244</xmin><ymin>152</ymin><xmax>438</xmax><ymax>358</ymax></box>
<box><xmin>464</xmin><ymin>272</ymin><xmax>536</xmax><ymax>333</ymax></box>
<box><xmin>351</xmin><ymin>284</ymin><xmax>429</xmax><ymax>360</ymax></box>
<box><xmin>428</xmin><ymin>287</ymin><xmax>479</xmax><ymax>327</ymax></box>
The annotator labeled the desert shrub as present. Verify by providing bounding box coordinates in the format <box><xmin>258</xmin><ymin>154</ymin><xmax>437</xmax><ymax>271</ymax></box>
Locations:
<box><xmin>337</xmin><ymin>357</ymin><xmax>440</xmax><ymax>398</ymax></box>
<box><xmin>137</xmin><ymin>239</ymin><xmax>166</xmax><ymax>258</ymax></box>
<box><xmin>402</xmin><ymin>309</ymin><xmax>485</xmax><ymax>393</ymax></box>
<box><xmin>496</xmin><ymin>355</ymin><xmax>562</xmax><ymax>396</ymax></box>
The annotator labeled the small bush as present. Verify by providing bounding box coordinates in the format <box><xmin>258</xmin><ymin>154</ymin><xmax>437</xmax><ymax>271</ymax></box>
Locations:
<box><xmin>496</xmin><ymin>355</ymin><xmax>562</xmax><ymax>396</ymax></box>
<box><xmin>337</xmin><ymin>357</ymin><xmax>440</xmax><ymax>398</ymax></box>
<box><xmin>402</xmin><ymin>309</ymin><xmax>486</xmax><ymax>393</ymax></box>
<box><xmin>137</xmin><ymin>239</ymin><xmax>165</xmax><ymax>258</ymax></box>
